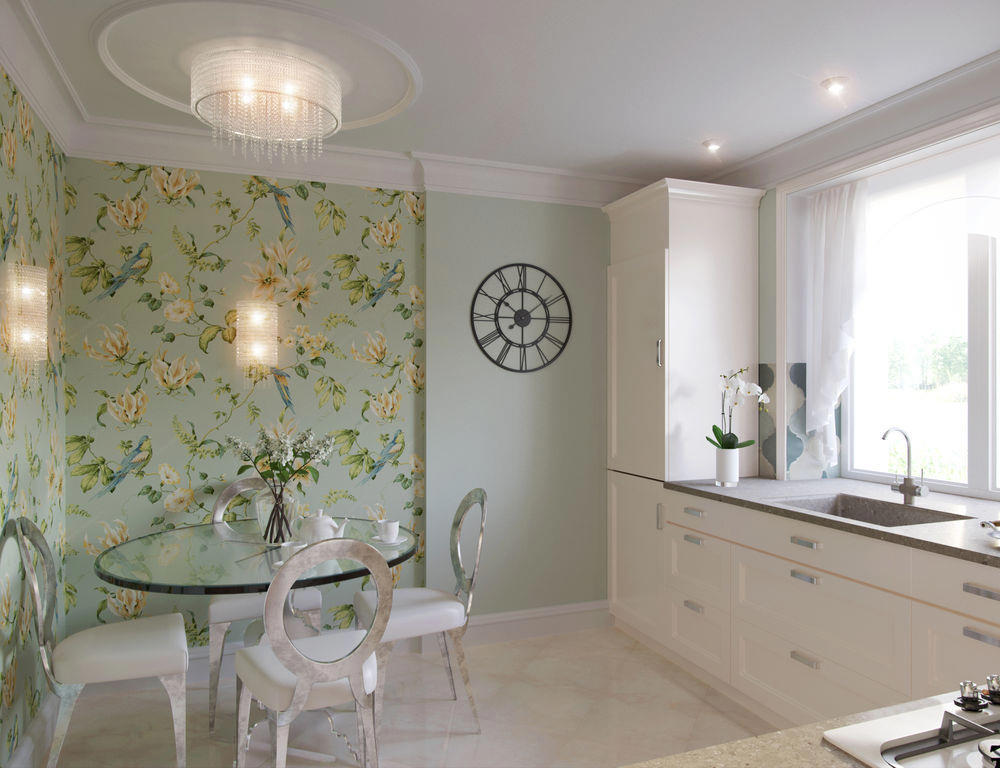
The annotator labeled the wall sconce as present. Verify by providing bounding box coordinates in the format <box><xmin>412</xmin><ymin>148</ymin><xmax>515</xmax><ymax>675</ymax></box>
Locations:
<box><xmin>235</xmin><ymin>299</ymin><xmax>278</xmax><ymax>379</ymax></box>
<box><xmin>5</xmin><ymin>263</ymin><xmax>48</xmax><ymax>366</ymax></box>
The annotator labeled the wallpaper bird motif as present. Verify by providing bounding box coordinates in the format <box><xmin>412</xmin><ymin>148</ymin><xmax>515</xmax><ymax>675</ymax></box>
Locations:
<box><xmin>62</xmin><ymin>161</ymin><xmax>427</xmax><ymax>644</ymax></box>
<box><xmin>0</xmin><ymin>68</ymin><xmax>67</xmax><ymax>764</ymax></box>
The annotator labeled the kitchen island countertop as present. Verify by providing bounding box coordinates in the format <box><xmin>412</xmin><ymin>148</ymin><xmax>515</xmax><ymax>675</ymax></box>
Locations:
<box><xmin>623</xmin><ymin>695</ymin><xmax>942</xmax><ymax>768</ymax></box>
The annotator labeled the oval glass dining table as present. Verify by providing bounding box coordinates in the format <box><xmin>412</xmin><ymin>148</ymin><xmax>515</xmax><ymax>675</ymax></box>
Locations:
<box><xmin>94</xmin><ymin>518</ymin><xmax>418</xmax><ymax>595</ymax></box>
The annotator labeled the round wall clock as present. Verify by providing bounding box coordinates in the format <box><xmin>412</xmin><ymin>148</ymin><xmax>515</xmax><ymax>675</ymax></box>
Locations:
<box><xmin>470</xmin><ymin>263</ymin><xmax>572</xmax><ymax>372</ymax></box>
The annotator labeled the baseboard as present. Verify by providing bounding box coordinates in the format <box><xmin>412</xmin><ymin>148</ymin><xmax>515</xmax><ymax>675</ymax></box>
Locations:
<box><xmin>440</xmin><ymin>600</ymin><xmax>611</xmax><ymax>649</ymax></box>
<box><xmin>8</xmin><ymin>692</ymin><xmax>58</xmax><ymax>768</ymax></box>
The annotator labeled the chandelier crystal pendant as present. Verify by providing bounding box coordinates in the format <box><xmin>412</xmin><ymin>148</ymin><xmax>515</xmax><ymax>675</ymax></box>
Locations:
<box><xmin>4</xmin><ymin>263</ymin><xmax>48</xmax><ymax>366</ymax></box>
<box><xmin>190</xmin><ymin>48</ymin><xmax>342</xmax><ymax>160</ymax></box>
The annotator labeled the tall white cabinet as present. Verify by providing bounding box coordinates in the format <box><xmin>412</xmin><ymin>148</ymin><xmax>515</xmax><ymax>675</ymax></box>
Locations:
<box><xmin>604</xmin><ymin>177</ymin><xmax>764</xmax><ymax>483</ymax></box>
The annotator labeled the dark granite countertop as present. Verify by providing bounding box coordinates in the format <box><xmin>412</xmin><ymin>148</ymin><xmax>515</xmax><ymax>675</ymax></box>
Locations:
<box><xmin>664</xmin><ymin>477</ymin><xmax>1000</xmax><ymax>567</ymax></box>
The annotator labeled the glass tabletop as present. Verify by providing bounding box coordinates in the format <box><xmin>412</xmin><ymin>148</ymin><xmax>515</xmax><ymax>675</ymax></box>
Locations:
<box><xmin>94</xmin><ymin>518</ymin><xmax>417</xmax><ymax>595</ymax></box>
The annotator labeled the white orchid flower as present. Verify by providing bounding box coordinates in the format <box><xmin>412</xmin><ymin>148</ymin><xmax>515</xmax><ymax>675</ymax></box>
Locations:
<box><xmin>759</xmin><ymin>392</ymin><xmax>771</xmax><ymax>405</ymax></box>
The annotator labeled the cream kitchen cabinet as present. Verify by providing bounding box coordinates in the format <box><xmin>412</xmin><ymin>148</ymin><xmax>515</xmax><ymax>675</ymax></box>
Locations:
<box><xmin>912</xmin><ymin>602</ymin><xmax>1000</xmax><ymax>698</ymax></box>
<box><xmin>607</xmin><ymin>470</ymin><xmax>667</xmax><ymax>641</ymax></box>
<box><xmin>604</xmin><ymin>179</ymin><xmax>763</xmax><ymax>483</ymax></box>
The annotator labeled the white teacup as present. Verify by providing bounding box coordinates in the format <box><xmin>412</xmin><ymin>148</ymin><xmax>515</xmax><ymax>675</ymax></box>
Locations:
<box><xmin>377</xmin><ymin>519</ymin><xmax>400</xmax><ymax>542</ymax></box>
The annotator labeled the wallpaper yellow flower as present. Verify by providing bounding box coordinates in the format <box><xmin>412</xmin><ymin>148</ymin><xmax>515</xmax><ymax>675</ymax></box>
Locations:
<box><xmin>63</xmin><ymin>160</ymin><xmax>426</xmax><ymax>646</ymax></box>
<box><xmin>0</xmin><ymin>66</ymin><xmax>66</xmax><ymax>763</ymax></box>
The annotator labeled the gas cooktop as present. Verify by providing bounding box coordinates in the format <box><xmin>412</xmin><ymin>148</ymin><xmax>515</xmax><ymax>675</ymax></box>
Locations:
<box><xmin>825</xmin><ymin>694</ymin><xmax>1000</xmax><ymax>767</ymax></box>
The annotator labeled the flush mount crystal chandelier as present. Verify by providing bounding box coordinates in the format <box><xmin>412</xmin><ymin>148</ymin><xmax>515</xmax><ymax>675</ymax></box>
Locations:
<box><xmin>235</xmin><ymin>299</ymin><xmax>278</xmax><ymax>380</ymax></box>
<box><xmin>190</xmin><ymin>48</ymin><xmax>342</xmax><ymax>160</ymax></box>
<box><xmin>4</xmin><ymin>263</ymin><xmax>48</xmax><ymax>366</ymax></box>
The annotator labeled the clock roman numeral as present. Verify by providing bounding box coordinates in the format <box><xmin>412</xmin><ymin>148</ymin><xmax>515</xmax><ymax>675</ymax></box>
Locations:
<box><xmin>495</xmin><ymin>342</ymin><xmax>512</xmax><ymax>366</ymax></box>
<box><xmin>496</xmin><ymin>269</ymin><xmax>512</xmax><ymax>294</ymax></box>
<box><xmin>543</xmin><ymin>331</ymin><xmax>566</xmax><ymax>349</ymax></box>
<box><xmin>543</xmin><ymin>293</ymin><xmax>566</xmax><ymax>308</ymax></box>
<box><xmin>537</xmin><ymin>345</ymin><xmax>549</xmax><ymax>366</ymax></box>
<box><xmin>548</xmin><ymin>316</ymin><xmax>570</xmax><ymax>324</ymax></box>
<box><xmin>516</xmin><ymin>264</ymin><xmax>527</xmax><ymax>290</ymax></box>
<box><xmin>472</xmin><ymin>312</ymin><xmax>495</xmax><ymax>322</ymax></box>
<box><xmin>478</xmin><ymin>329</ymin><xmax>501</xmax><ymax>346</ymax></box>
<box><xmin>519</xmin><ymin>347</ymin><xmax>528</xmax><ymax>371</ymax></box>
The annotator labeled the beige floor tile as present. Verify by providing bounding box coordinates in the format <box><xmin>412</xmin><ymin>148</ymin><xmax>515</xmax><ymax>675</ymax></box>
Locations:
<box><xmin>54</xmin><ymin>627</ymin><xmax>771</xmax><ymax>768</ymax></box>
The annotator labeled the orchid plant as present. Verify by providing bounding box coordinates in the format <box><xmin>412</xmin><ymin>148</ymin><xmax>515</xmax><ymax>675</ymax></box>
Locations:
<box><xmin>706</xmin><ymin>367</ymin><xmax>770</xmax><ymax>450</ymax></box>
<box><xmin>226</xmin><ymin>427</ymin><xmax>336</xmax><ymax>543</ymax></box>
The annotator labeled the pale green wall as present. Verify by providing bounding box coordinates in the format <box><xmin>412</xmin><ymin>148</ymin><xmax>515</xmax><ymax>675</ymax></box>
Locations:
<box><xmin>424</xmin><ymin>192</ymin><xmax>609</xmax><ymax>615</ymax></box>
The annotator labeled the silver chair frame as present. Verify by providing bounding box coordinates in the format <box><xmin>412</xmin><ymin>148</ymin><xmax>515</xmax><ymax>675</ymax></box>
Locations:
<box><xmin>374</xmin><ymin>487</ymin><xmax>487</xmax><ymax>733</ymax></box>
<box><xmin>207</xmin><ymin>477</ymin><xmax>322</xmax><ymax>734</ymax></box>
<box><xmin>236</xmin><ymin>538</ymin><xmax>392</xmax><ymax>768</ymax></box>
<box><xmin>1</xmin><ymin>517</ymin><xmax>186</xmax><ymax>768</ymax></box>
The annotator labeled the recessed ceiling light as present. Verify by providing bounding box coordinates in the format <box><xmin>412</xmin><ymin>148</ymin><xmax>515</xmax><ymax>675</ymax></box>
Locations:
<box><xmin>702</xmin><ymin>140</ymin><xmax>721</xmax><ymax>153</ymax></box>
<box><xmin>821</xmin><ymin>76</ymin><xmax>848</xmax><ymax>96</ymax></box>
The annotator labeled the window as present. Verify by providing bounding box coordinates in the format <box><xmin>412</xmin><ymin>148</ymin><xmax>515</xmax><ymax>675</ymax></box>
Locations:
<box><xmin>843</xmin><ymin>138</ymin><xmax>1000</xmax><ymax>496</ymax></box>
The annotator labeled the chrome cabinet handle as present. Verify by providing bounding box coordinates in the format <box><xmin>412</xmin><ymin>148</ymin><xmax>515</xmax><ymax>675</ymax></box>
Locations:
<box><xmin>682</xmin><ymin>506</ymin><xmax>703</xmax><ymax>518</ymax></box>
<box><xmin>790</xmin><ymin>535</ymin><xmax>819</xmax><ymax>550</ymax></box>
<box><xmin>790</xmin><ymin>650</ymin><xmax>821</xmax><ymax>670</ymax></box>
<box><xmin>790</xmin><ymin>569</ymin><xmax>819</xmax><ymax>585</ymax></box>
<box><xmin>656</xmin><ymin>339</ymin><xmax>663</xmax><ymax>367</ymax></box>
<box><xmin>656</xmin><ymin>503</ymin><xmax>665</xmax><ymax>530</ymax></box>
<box><xmin>963</xmin><ymin>582</ymin><xmax>1000</xmax><ymax>602</ymax></box>
<box><xmin>683</xmin><ymin>599</ymin><xmax>704</xmax><ymax>615</ymax></box>
<box><xmin>964</xmin><ymin>626</ymin><xmax>1000</xmax><ymax>648</ymax></box>
<box><xmin>683</xmin><ymin>534</ymin><xmax>703</xmax><ymax>546</ymax></box>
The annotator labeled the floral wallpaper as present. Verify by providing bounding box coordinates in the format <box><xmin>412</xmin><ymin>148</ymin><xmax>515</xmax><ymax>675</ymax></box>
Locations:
<box><xmin>0</xmin><ymin>68</ymin><xmax>67</xmax><ymax>763</ymax></box>
<box><xmin>62</xmin><ymin>159</ymin><xmax>426</xmax><ymax>641</ymax></box>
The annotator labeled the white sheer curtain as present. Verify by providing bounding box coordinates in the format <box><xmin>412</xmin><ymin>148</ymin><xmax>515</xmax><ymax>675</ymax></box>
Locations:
<box><xmin>804</xmin><ymin>179</ymin><xmax>868</xmax><ymax>466</ymax></box>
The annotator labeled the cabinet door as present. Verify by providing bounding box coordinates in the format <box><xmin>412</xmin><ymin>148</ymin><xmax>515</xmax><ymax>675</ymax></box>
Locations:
<box><xmin>607</xmin><ymin>251</ymin><xmax>667</xmax><ymax>480</ymax></box>
<box><xmin>664</xmin><ymin>586</ymin><xmax>731</xmax><ymax>683</ymax></box>
<box><xmin>912</xmin><ymin>602</ymin><xmax>1000</xmax><ymax>698</ymax></box>
<box><xmin>608</xmin><ymin>470</ymin><xmax>666</xmax><ymax>640</ymax></box>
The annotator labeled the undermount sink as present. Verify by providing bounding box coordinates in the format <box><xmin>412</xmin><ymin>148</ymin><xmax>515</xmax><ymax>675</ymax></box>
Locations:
<box><xmin>775</xmin><ymin>493</ymin><xmax>972</xmax><ymax>527</ymax></box>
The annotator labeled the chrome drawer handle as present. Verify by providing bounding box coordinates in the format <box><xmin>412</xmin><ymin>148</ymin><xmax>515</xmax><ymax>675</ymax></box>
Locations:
<box><xmin>682</xmin><ymin>506</ymin><xmax>704</xmax><ymax>518</ymax></box>
<box><xmin>683</xmin><ymin>534</ymin><xmax>703</xmax><ymax>546</ymax></box>
<box><xmin>683</xmin><ymin>599</ymin><xmax>704</xmax><ymax>615</ymax></box>
<box><xmin>790</xmin><ymin>650</ymin><xmax>821</xmax><ymax>670</ymax></box>
<box><xmin>656</xmin><ymin>338</ymin><xmax>663</xmax><ymax>367</ymax></box>
<box><xmin>964</xmin><ymin>626</ymin><xmax>1000</xmax><ymax>649</ymax></box>
<box><xmin>963</xmin><ymin>582</ymin><xmax>1000</xmax><ymax>602</ymax></box>
<box><xmin>790</xmin><ymin>535</ymin><xmax>819</xmax><ymax>550</ymax></box>
<box><xmin>790</xmin><ymin>569</ymin><xmax>819</xmax><ymax>585</ymax></box>
<box><xmin>656</xmin><ymin>503</ymin><xmax>665</xmax><ymax>531</ymax></box>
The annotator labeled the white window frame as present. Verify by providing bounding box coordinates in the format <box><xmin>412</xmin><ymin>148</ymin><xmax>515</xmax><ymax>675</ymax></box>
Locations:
<box><xmin>773</xmin><ymin>107</ymin><xmax>1000</xmax><ymax>500</ymax></box>
<box><xmin>839</xmin><ymin>232</ymin><xmax>998</xmax><ymax>500</ymax></box>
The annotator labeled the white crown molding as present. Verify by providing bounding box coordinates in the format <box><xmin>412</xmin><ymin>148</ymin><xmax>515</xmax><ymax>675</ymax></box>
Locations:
<box><xmin>708</xmin><ymin>48</ymin><xmax>1000</xmax><ymax>189</ymax></box>
<box><xmin>415</xmin><ymin>151</ymin><xmax>644</xmax><ymax>208</ymax></box>
<box><xmin>602</xmin><ymin>176</ymin><xmax>763</xmax><ymax>216</ymax></box>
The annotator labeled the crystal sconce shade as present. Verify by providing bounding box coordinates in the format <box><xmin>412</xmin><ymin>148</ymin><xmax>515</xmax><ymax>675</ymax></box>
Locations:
<box><xmin>190</xmin><ymin>47</ymin><xmax>342</xmax><ymax>160</ymax></box>
<box><xmin>235</xmin><ymin>300</ymin><xmax>278</xmax><ymax>378</ymax></box>
<box><xmin>4</xmin><ymin>263</ymin><xmax>48</xmax><ymax>365</ymax></box>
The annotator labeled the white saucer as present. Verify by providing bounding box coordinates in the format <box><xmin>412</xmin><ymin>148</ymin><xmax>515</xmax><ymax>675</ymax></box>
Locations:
<box><xmin>373</xmin><ymin>534</ymin><xmax>406</xmax><ymax>546</ymax></box>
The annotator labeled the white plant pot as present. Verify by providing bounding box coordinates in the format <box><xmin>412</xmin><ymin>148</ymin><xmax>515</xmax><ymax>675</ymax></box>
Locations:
<box><xmin>716</xmin><ymin>448</ymin><xmax>739</xmax><ymax>487</ymax></box>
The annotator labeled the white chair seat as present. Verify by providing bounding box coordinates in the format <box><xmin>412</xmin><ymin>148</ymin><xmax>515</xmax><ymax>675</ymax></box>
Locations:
<box><xmin>235</xmin><ymin>629</ymin><xmax>376</xmax><ymax>712</ymax></box>
<box><xmin>208</xmin><ymin>587</ymin><xmax>322</xmax><ymax>625</ymax></box>
<box><xmin>53</xmin><ymin>613</ymin><xmax>188</xmax><ymax>685</ymax></box>
<box><xmin>353</xmin><ymin>588</ymin><xmax>466</xmax><ymax>644</ymax></box>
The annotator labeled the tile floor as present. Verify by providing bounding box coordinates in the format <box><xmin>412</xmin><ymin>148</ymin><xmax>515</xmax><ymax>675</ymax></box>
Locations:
<box><xmin>56</xmin><ymin>627</ymin><xmax>771</xmax><ymax>767</ymax></box>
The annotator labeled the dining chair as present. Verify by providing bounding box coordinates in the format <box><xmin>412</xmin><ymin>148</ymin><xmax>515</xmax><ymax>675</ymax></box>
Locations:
<box><xmin>207</xmin><ymin>477</ymin><xmax>323</xmax><ymax>733</ymax></box>
<box><xmin>353</xmin><ymin>488</ymin><xmax>487</xmax><ymax>732</ymax></box>
<box><xmin>234</xmin><ymin>538</ymin><xmax>392</xmax><ymax>768</ymax></box>
<box><xmin>2</xmin><ymin>517</ymin><xmax>188</xmax><ymax>768</ymax></box>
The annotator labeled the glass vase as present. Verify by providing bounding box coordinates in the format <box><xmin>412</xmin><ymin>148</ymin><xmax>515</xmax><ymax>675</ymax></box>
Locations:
<box><xmin>254</xmin><ymin>489</ymin><xmax>297</xmax><ymax>544</ymax></box>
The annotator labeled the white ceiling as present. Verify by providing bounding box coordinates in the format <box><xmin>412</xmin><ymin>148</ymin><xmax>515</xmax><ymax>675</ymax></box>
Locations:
<box><xmin>13</xmin><ymin>0</ymin><xmax>1000</xmax><ymax>183</ymax></box>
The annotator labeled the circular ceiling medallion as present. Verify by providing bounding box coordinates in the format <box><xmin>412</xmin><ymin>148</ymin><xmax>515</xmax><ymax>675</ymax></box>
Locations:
<box><xmin>92</xmin><ymin>0</ymin><xmax>422</xmax><ymax>131</ymax></box>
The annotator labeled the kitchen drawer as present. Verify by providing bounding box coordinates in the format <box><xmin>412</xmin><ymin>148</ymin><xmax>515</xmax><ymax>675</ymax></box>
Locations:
<box><xmin>666</xmin><ymin>524</ymin><xmax>732</xmax><ymax>611</ymax></box>
<box><xmin>660</xmin><ymin>489</ymin><xmax>737</xmax><ymax>539</ymax></box>
<box><xmin>732</xmin><ymin>619</ymin><xmax>907</xmax><ymax>726</ymax></box>
<box><xmin>911</xmin><ymin>550</ymin><xmax>1000</xmax><ymax>625</ymax></box>
<box><xmin>912</xmin><ymin>602</ymin><xmax>1000</xmax><ymax>698</ymax></box>
<box><xmin>734</xmin><ymin>546</ymin><xmax>910</xmax><ymax>694</ymax></box>
<box><xmin>736</xmin><ymin>506</ymin><xmax>912</xmax><ymax>594</ymax></box>
<box><xmin>664</xmin><ymin>586</ymin><xmax>731</xmax><ymax>684</ymax></box>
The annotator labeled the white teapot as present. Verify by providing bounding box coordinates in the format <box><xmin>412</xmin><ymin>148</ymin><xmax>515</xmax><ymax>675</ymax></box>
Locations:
<box><xmin>294</xmin><ymin>509</ymin><xmax>347</xmax><ymax>544</ymax></box>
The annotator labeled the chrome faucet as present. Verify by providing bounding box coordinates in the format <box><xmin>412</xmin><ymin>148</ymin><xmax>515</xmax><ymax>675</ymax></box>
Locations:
<box><xmin>881</xmin><ymin>427</ymin><xmax>928</xmax><ymax>505</ymax></box>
